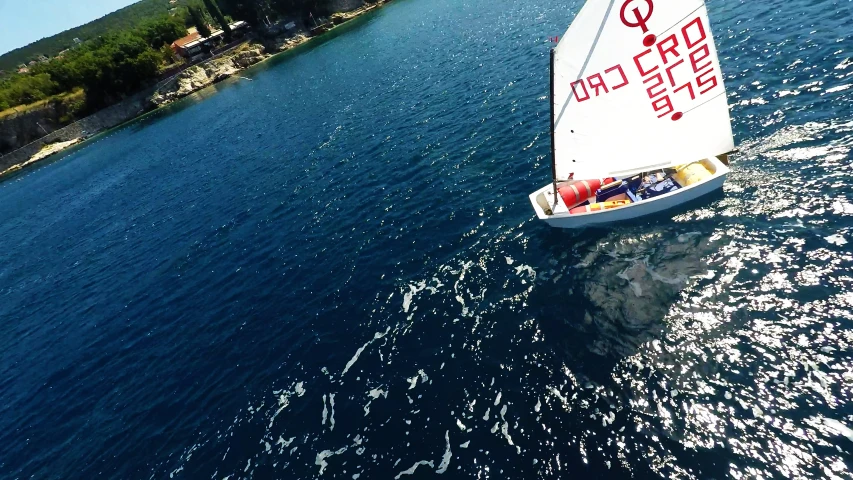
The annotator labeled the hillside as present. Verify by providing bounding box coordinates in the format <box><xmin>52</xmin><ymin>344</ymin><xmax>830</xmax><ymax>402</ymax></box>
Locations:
<box><xmin>0</xmin><ymin>0</ymin><xmax>190</xmax><ymax>71</ymax></box>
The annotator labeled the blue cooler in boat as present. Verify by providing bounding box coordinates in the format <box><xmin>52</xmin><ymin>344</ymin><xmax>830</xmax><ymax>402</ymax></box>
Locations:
<box><xmin>642</xmin><ymin>178</ymin><xmax>679</xmax><ymax>199</ymax></box>
<box><xmin>596</xmin><ymin>181</ymin><xmax>629</xmax><ymax>202</ymax></box>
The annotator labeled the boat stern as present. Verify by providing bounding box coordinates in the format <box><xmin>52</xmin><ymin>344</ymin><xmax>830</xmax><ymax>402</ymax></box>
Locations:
<box><xmin>529</xmin><ymin>184</ymin><xmax>569</xmax><ymax>220</ymax></box>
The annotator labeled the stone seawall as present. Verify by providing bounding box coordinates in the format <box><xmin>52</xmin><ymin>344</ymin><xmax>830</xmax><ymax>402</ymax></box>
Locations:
<box><xmin>0</xmin><ymin>88</ymin><xmax>156</xmax><ymax>172</ymax></box>
<box><xmin>0</xmin><ymin>101</ymin><xmax>76</xmax><ymax>154</ymax></box>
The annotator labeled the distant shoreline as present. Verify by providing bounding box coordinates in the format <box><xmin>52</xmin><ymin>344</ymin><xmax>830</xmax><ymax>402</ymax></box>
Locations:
<box><xmin>0</xmin><ymin>0</ymin><xmax>392</xmax><ymax>181</ymax></box>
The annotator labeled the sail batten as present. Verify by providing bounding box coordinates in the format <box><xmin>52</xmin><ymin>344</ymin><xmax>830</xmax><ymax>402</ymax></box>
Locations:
<box><xmin>551</xmin><ymin>0</ymin><xmax>734</xmax><ymax>181</ymax></box>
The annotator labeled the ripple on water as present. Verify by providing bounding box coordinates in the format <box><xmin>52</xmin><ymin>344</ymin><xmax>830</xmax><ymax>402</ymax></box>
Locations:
<box><xmin>2</xmin><ymin>0</ymin><xmax>853</xmax><ymax>478</ymax></box>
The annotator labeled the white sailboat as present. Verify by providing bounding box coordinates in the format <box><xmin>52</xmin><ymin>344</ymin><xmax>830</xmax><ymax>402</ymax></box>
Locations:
<box><xmin>529</xmin><ymin>0</ymin><xmax>735</xmax><ymax>228</ymax></box>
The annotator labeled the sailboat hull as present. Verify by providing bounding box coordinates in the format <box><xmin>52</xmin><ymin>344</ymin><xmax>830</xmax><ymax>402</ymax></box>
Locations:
<box><xmin>529</xmin><ymin>156</ymin><xmax>729</xmax><ymax>229</ymax></box>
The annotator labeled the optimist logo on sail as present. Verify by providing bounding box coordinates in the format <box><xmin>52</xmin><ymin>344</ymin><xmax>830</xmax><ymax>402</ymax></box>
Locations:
<box><xmin>569</xmin><ymin>1</ymin><xmax>722</xmax><ymax>122</ymax></box>
<box><xmin>620</xmin><ymin>0</ymin><xmax>654</xmax><ymax>35</ymax></box>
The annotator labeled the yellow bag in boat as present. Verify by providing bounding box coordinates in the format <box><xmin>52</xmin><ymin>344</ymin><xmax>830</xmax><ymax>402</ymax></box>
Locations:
<box><xmin>569</xmin><ymin>199</ymin><xmax>631</xmax><ymax>214</ymax></box>
<box><xmin>672</xmin><ymin>161</ymin><xmax>713</xmax><ymax>187</ymax></box>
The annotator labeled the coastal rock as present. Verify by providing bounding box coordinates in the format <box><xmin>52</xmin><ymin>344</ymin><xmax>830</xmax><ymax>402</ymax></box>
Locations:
<box><xmin>204</xmin><ymin>57</ymin><xmax>240</xmax><ymax>82</ymax></box>
<box><xmin>232</xmin><ymin>47</ymin><xmax>268</xmax><ymax>69</ymax></box>
<box><xmin>267</xmin><ymin>34</ymin><xmax>309</xmax><ymax>53</ymax></box>
<box><xmin>149</xmin><ymin>46</ymin><xmax>271</xmax><ymax>107</ymax></box>
<box><xmin>176</xmin><ymin>66</ymin><xmax>213</xmax><ymax>95</ymax></box>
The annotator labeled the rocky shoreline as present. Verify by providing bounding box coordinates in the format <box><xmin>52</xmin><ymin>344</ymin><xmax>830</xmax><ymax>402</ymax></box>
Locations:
<box><xmin>0</xmin><ymin>0</ymin><xmax>389</xmax><ymax>180</ymax></box>
<box><xmin>151</xmin><ymin>1</ymin><xmax>386</xmax><ymax>108</ymax></box>
<box><xmin>0</xmin><ymin>138</ymin><xmax>82</xmax><ymax>178</ymax></box>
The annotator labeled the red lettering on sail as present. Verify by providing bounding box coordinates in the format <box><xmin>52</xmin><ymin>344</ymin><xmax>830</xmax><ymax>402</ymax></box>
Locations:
<box><xmin>665</xmin><ymin>58</ymin><xmax>685</xmax><ymax>86</ymax></box>
<box><xmin>564</xmin><ymin>16</ymin><xmax>720</xmax><ymax>119</ymax></box>
<box><xmin>571</xmin><ymin>80</ymin><xmax>590</xmax><ymax>102</ymax></box>
<box><xmin>689</xmin><ymin>44</ymin><xmax>711</xmax><ymax>73</ymax></box>
<box><xmin>626</xmin><ymin>15</ymin><xmax>721</xmax><ymax>120</ymax></box>
<box><xmin>643</xmin><ymin>73</ymin><xmax>666</xmax><ymax>99</ymax></box>
<box><xmin>651</xmin><ymin>95</ymin><xmax>674</xmax><ymax>118</ymax></box>
<box><xmin>569</xmin><ymin>64</ymin><xmax>629</xmax><ymax>102</ymax></box>
<box><xmin>674</xmin><ymin>81</ymin><xmax>695</xmax><ymax>100</ymax></box>
<box><xmin>656</xmin><ymin>34</ymin><xmax>680</xmax><ymax>64</ymax></box>
<box><xmin>633</xmin><ymin>49</ymin><xmax>658</xmax><ymax>76</ymax></box>
<box><xmin>587</xmin><ymin>73</ymin><xmax>609</xmax><ymax>96</ymax></box>
<box><xmin>696</xmin><ymin>68</ymin><xmax>717</xmax><ymax>94</ymax></box>
<box><xmin>620</xmin><ymin>0</ymin><xmax>654</xmax><ymax>33</ymax></box>
<box><xmin>682</xmin><ymin>17</ymin><xmax>707</xmax><ymax>48</ymax></box>
<box><xmin>605</xmin><ymin>65</ymin><xmax>629</xmax><ymax>90</ymax></box>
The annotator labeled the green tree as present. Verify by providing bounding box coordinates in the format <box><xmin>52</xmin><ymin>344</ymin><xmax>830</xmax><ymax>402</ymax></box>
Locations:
<box><xmin>0</xmin><ymin>73</ymin><xmax>58</xmax><ymax>108</ymax></box>
<box><xmin>140</xmin><ymin>15</ymin><xmax>188</xmax><ymax>47</ymax></box>
<box><xmin>188</xmin><ymin>5</ymin><xmax>212</xmax><ymax>37</ymax></box>
<box><xmin>217</xmin><ymin>0</ymin><xmax>262</xmax><ymax>25</ymax></box>
<box><xmin>0</xmin><ymin>10</ymin><xmax>196</xmax><ymax>112</ymax></box>
<box><xmin>0</xmin><ymin>0</ymin><xmax>193</xmax><ymax>71</ymax></box>
<box><xmin>160</xmin><ymin>44</ymin><xmax>180</xmax><ymax>64</ymax></box>
<box><xmin>203</xmin><ymin>0</ymin><xmax>232</xmax><ymax>41</ymax></box>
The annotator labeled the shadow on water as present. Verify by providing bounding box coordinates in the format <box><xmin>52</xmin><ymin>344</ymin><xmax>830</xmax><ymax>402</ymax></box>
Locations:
<box><xmin>580</xmin><ymin>188</ymin><xmax>727</xmax><ymax>232</ymax></box>
<box><xmin>526</xmin><ymin>198</ymin><xmax>726</xmax><ymax>386</ymax></box>
<box><xmin>247</xmin><ymin>7</ymin><xmax>387</xmax><ymax>74</ymax></box>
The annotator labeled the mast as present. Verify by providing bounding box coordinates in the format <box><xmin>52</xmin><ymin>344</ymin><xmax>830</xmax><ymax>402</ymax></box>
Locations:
<box><xmin>549</xmin><ymin>48</ymin><xmax>558</xmax><ymax>207</ymax></box>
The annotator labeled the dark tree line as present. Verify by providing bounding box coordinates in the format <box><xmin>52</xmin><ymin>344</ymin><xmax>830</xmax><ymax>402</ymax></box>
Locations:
<box><xmin>0</xmin><ymin>15</ymin><xmax>187</xmax><ymax>111</ymax></box>
<box><xmin>217</xmin><ymin>0</ymin><xmax>368</xmax><ymax>27</ymax></box>
<box><xmin>0</xmin><ymin>0</ymin><xmax>372</xmax><ymax>112</ymax></box>
<box><xmin>188</xmin><ymin>4</ymin><xmax>213</xmax><ymax>38</ymax></box>
<box><xmin>0</xmin><ymin>0</ymin><xmax>192</xmax><ymax>72</ymax></box>
<box><xmin>204</xmin><ymin>0</ymin><xmax>233</xmax><ymax>40</ymax></box>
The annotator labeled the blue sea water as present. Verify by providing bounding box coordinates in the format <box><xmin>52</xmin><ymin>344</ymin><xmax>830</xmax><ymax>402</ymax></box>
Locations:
<box><xmin>2</xmin><ymin>0</ymin><xmax>853</xmax><ymax>478</ymax></box>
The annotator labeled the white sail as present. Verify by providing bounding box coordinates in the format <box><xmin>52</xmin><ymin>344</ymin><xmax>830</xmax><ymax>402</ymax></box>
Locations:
<box><xmin>552</xmin><ymin>0</ymin><xmax>734</xmax><ymax>181</ymax></box>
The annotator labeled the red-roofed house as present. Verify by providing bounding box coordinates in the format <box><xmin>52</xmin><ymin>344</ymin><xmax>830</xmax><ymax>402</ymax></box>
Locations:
<box><xmin>170</xmin><ymin>22</ymin><xmax>250</xmax><ymax>61</ymax></box>
<box><xmin>170</xmin><ymin>28</ymin><xmax>205</xmax><ymax>59</ymax></box>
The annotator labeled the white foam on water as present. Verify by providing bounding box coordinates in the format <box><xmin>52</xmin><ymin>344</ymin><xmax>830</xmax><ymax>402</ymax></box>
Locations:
<box><xmin>514</xmin><ymin>265</ymin><xmax>536</xmax><ymax>280</ymax></box>
<box><xmin>459</xmin><ymin>441</ymin><xmax>470</xmax><ymax>448</ymax></box>
<box><xmin>322</xmin><ymin>394</ymin><xmax>328</xmax><ymax>426</ymax></box>
<box><xmin>436</xmin><ymin>430</ymin><xmax>452</xmax><ymax>474</ymax></box>
<box><xmin>499</xmin><ymin>404</ymin><xmax>520</xmax><ymax>454</ymax></box>
<box><xmin>826</xmin><ymin>84</ymin><xmax>852</xmax><ymax>93</ymax></box>
<box><xmin>494</xmin><ymin>392</ymin><xmax>502</xmax><ymax>406</ymax></box>
<box><xmin>548</xmin><ymin>386</ymin><xmax>570</xmax><ymax>410</ymax></box>
<box><xmin>315</xmin><ymin>447</ymin><xmax>347</xmax><ymax>475</ymax></box>
<box><xmin>329</xmin><ymin>393</ymin><xmax>336</xmax><ymax>431</ymax></box>
<box><xmin>407</xmin><ymin>369</ymin><xmax>428</xmax><ymax>390</ymax></box>
<box><xmin>645</xmin><ymin>265</ymin><xmax>689</xmax><ymax>286</ymax></box>
<box><xmin>825</xmin><ymin>234</ymin><xmax>848</xmax><ymax>246</ymax></box>
<box><xmin>268</xmin><ymin>393</ymin><xmax>290</xmax><ymax>428</ymax></box>
<box><xmin>394</xmin><ymin>460</ymin><xmax>434</xmax><ymax>479</ymax></box>
<box><xmin>364</xmin><ymin>387</ymin><xmax>388</xmax><ymax>416</ymax></box>
<box><xmin>368</xmin><ymin>388</ymin><xmax>388</xmax><ymax>399</ymax></box>
<box><xmin>453</xmin><ymin>261</ymin><xmax>475</xmax><ymax>317</ymax></box>
<box><xmin>832</xmin><ymin>200</ymin><xmax>853</xmax><ymax>215</ymax></box>
<box><xmin>402</xmin><ymin>281</ymin><xmax>428</xmax><ymax>313</ymax></box>
<box><xmin>342</xmin><ymin>327</ymin><xmax>390</xmax><ymax>376</ymax></box>
<box><xmin>824</xmin><ymin>419</ymin><xmax>853</xmax><ymax>441</ymax></box>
